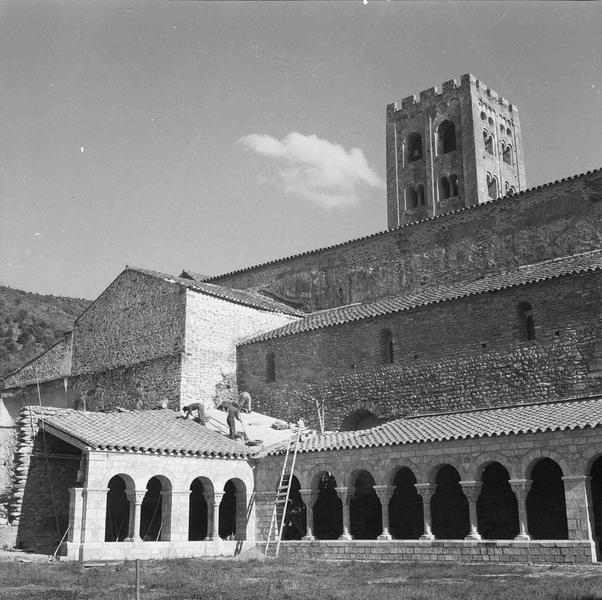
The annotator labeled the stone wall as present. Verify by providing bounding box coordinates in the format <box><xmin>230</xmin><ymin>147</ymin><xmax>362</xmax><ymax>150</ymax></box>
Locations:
<box><xmin>71</xmin><ymin>270</ymin><xmax>186</xmax><ymax>375</ymax></box>
<box><xmin>238</xmin><ymin>271</ymin><xmax>602</xmax><ymax>429</ymax></box>
<box><xmin>181</xmin><ymin>290</ymin><xmax>299</xmax><ymax>409</ymax></box>
<box><xmin>210</xmin><ymin>171</ymin><xmax>601</xmax><ymax>311</ymax></box>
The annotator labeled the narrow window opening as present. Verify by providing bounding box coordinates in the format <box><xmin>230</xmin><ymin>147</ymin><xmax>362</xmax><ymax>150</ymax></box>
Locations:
<box><xmin>480</xmin><ymin>111</ymin><xmax>487</xmax><ymax>120</ymax></box>
<box><xmin>407</xmin><ymin>186</ymin><xmax>418</xmax><ymax>209</ymax></box>
<box><xmin>438</xmin><ymin>177</ymin><xmax>451</xmax><ymax>200</ymax></box>
<box><xmin>517</xmin><ymin>301</ymin><xmax>535</xmax><ymax>342</ymax></box>
<box><xmin>487</xmin><ymin>173</ymin><xmax>498</xmax><ymax>200</ymax></box>
<box><xmin>484</xmin><ymin>131</ymin><xmax>494</xmax><ymax>155</ymax></box>
<box><xmin>380</xmin><ymin>328</ymin><xmax>394</xmax><ymax>365</ymax></box>
<box><xmin>449</xmin><ymin>174</ymin><xmax>459</xmax><ymax>197</ymax></box>
<box><xmin>406</xmin><ymin>133</ymin><xmax>423</xmax><ymax>163</ymax></box>
<box><xmin>265</xmin><ymin>351</ymin><xmax>276</xmax><ymax>383</ymax></box>
<box><xmin>437</xmin><ymin>120</ymin><xmax>456</xmax><ymax>154</ymax></box>
<box><xmin>503</xmin><ymin>144</ymin><xmax>512</xmax><ymax>165</ymax></box>
<box><xmin>416</xmin><ymin>184</ymin><xmax>425</xmax><ymax>206</ymax></box>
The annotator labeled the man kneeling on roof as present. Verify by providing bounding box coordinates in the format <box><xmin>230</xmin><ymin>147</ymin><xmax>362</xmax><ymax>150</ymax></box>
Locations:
<box><xmin>182</xmin><ymin>402</ymin><xmax>207</xmax><ymax>426</ymax></box>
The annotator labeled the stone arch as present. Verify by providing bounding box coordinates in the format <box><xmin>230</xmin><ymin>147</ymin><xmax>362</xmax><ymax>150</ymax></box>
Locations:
<box><xmin>421</xmin><ymin>458</ymin><xmax>467</xmax><ymax>484</ymax></box>
<box><xmin>188</xmin><ymin>476</ymin><xmax>214</xmax><ymax>541</ymax></box>
<box><xmin>471</xmin><ymin>453</ymin><xmax>521</xmax><ymax>480</ymax></box>
<box><xmin>521</xmin><ymin>449</ymin><xmax>570</xmax><ymax>480</ymax></box>
<box><xmin>307</xmin><ymin>465</ymin><xmax>339</xmax><ymax>491</ymax></box>
<box><xmin>383</xmin><ymin>461</ymin><xmax>421</xmax><ymax>487</ymax></box>
<box><xmin>405</xmin><ymin>132</ymin><xmax>423</xmax><ymax>163</ymax></box>
<box><xmin>389</xmin><ymin>466</ymin><xmax>423</xmax><ymax>540</ymax></box>
<box><xmin>476</xmin><ymin>462</ymin><xmax>519</xmax><ymax>539</ymax></box>
<box><xmin>140</xmin><ymin>475</ymin><xmax>172</xmax><ymax>542</ymax></box>
<box><xmin>340</xmin><ymin>409</ymin><xmax>380</xmax><ymax>432</ymax></box>
<box><xmin>588</xmin><ymin>454</ymin><xmax>602</xmax><ymax>562</ymax></box>
<box><xmin>581</xmin><ymin>444</ymin><xmax>602</xmax><ymax>475</ymax></box>
<box><xmin>437</xmin><ymin>120</ymin><xmax>456</xmax><ymax>154</ymax></box>
<box><xmin>431</xmin><ymin>464</ymin><xmax>469</xmax><ymax>539</ymax></box>
<box><xmin>282</xmin><ymin>475</ymin><xmax>306</xmax><ymax>541</ymax></box>
<box><xmin>313</xmin><ymin>470</ymin><xmax>343</xmax><ymax>540</ymax></box>
<box><xmin>349</xmin><ymin>469</ymin><xmax>381</xmax><ymax>540</ymax></box>
<box><xmin>219</xmin><ymin>478</ymin><xmax>247</xmax><ymax>540</ymax></box>
<box><xmin>526</xmin><ymin>458</ymin><xmax>568</xmax><ymax>540</ymax></box>
<box><xmin>105</xmin><ymin>474</ymin><xmax>132</xmax><ymax>542</ymax></box>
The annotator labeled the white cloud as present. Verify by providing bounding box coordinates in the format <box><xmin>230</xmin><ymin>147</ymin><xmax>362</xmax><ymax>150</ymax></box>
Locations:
<box><xmin>237</xmin><ymin>132</ymin><xmax>384</xmax><ymax>209</ymax></box>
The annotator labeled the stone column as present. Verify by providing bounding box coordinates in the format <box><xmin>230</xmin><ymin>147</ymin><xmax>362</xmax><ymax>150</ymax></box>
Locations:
<box><xmin>336</xmin><ymin>486</ymin><xmax>355</xmax><ymax>540</ymax></box>
<box><xmin>562</xmin><ymin>475</ymin><xmax>594</xmax><ymax>541</ymax></box>
<box><xmin>127</xmin><ymin>491</ymin><xmax>146</xmax><ymax>542</ymax></box>
<box><xmin>374</xmin><ymin>485</ymin><xmax>395</xmax><ymax>540</ymax></box>
<box><xmin>235</xmin><ymin>491</ymin><xmax>247</xmax><ymax>540</ymax></box>
<box><xmin>81</xmin><ymin>488</ymin><xmax>109</xmax><ymax>543</ymax></box>
<box><xmin>460</xmin><ymin>480</ymin><xmax>483</xmax><ymax>540</ymax></box>
<box><xmin>509</xmin><ymin>479</ymin><xmax>532</xmax><ymax>541</ymax></box>
<box><xmin>167</xmin><ymin>490</ymin><xmax>190</xmax><ymax>542</ymax></box>
<box><xmin>207</xmin><ymin>492</ymin><xmax>223</xmax><ymax>541</ymax></box>
<box><xmin>299</xmin><ymin>488</ymin><xmax>317</xmax><ymax>540</ymax></box>
<box><xmin>68</xmin><ymin>488</ymin><xmax>85</xmax><ymax>544</ymax></box>
<box><xmin>414</xmin><ymin>483</ymin><xmax>436</xmax><ymax>540</ymax></box>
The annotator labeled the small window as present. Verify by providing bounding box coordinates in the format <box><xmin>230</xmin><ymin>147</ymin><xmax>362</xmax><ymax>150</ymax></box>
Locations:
<box><xmin>503</xmin><ymin>144</ymin><xmax>512</xmax><ymax>165</ymax></box>
<box><xmin>406</xmin><ymin>133</ymin><xmax>423</xmax><ymax>163</ymax></box>
<box><xmin>380</xmin><ymin>328</ymin><xmax>394</xmax><ymax>364</ymax></box>
<box><xmin>265</xmin><ymin>351</ymin><xmax>276</xmax><ymax>383</ymax></box>
<box><xmin>449</xmin><ymin>174</ymin><xmax>459</xmax><ymax>197</ymax></box>
<box><xmin>483</xmin><ymin>131</ymin><xmax>494</xmax><ymax>155</ymax></box>
<box><xmin>480</xmin><ymin>111</ymin><xmax>487</xmax><ymax>121</ymax></box>
<box><xmin>488</xmin><ymin>117</ymin><xmax>494</xmax><ymax>126</ymax></box>
<box><xmin>517</xmin><ymin>302</ymin><xmax>535</xmax><ymax>341</ymax></box>
<box><xmin>407</xmin><ymin>186</ymin><xmax>418</xmax><ymax>209</ymax></box>
<box><xmin>416</xmin><ymin>184</ymin><xmax>425</xmax><ymax>206</ymax></box>
<box><xmin>487</xmin><ymin>173</ymin><xmax>498</xmax><ymax>200</ymax></box>
<box><xmin>438</xmin><ymin>176</ymin><xmax>451</xmax><ymax>200</ymax></box>
<box><xmin>437</xmin><ymin>120</ymin><xmax>456</xmax><ymax>154</ymax></box>
<box><xmin>509</xmin><ymin>185</ymin><xmax>516</xmax><ymax>195</ymax></box>
<box><xmin>499</xmin><ymin>124</ymin><xmax>505</xmax><ymax>134</ymax></box>
<box><xmin>506</xmin><ymin>127</ymin><xmax>512</xmax><ymax>136</ymax></box>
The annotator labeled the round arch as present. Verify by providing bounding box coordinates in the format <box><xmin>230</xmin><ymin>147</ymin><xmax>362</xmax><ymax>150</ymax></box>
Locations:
<box><xmin>312</xmin><ymin>471</ymin><xmax>343</xmax><ymax>540</ymax></box>
<box><xmin>340</xmin><ymin>409</ymin><xmax>380</xmax><ymax>432</ymax></box>
<box><xmin>105</xmin><ymin>475</ymin><xmax>132</xmax><ymax>542</ymax></box>
<box><xmin>431</xmin><ymin>464</ymin><xmax>469</xmax><ymax>539</ymax></box>
<box><xmin>389</xmin><ymin>466</ymin><xmax>423</xmax><ymax>540</ymax></box>
<box><xmin>349</xmin><ymin>469</ymin><xmax>381</xmax><ymax>540</ymax></box>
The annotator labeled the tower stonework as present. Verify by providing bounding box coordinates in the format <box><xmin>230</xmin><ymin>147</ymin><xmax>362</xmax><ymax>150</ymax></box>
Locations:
<box><xmin>386</xmin><ymin>73</ymin><xmax>527</xmax><ymax>229</ymax></box>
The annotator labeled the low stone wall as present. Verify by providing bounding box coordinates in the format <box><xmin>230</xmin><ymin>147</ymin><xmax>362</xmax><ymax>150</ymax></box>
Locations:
<box><xmin>62</xmin><ymin>540</ymin><xmax>256</xmax><ymax>562</ymax></box>
<box><xmin>277</xmin><ymin>540</ymin><xmax>597</xmax><ymax>564</ymax></box>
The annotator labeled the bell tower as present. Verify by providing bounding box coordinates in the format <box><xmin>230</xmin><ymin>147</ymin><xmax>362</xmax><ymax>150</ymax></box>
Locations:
<box><xmin>386</xmin><ymin>73</ymin><xmax>527</xmax><ymax>229</ymax></box>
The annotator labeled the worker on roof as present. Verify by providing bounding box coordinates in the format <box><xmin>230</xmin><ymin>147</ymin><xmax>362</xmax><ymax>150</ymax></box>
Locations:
<box><xmin>227</xmin><ymin>402</ymin><xmax>242</xmax><ymax>439</ymax></box>
<box><xmin>182</xmin><ymin>402</ymin><xmax>207</xmax><ymax>426</ymax></box>
<box><xmin>238</xmin><ymin>391</ymin><xmax>252</xmax><ymax>414</ymax></box>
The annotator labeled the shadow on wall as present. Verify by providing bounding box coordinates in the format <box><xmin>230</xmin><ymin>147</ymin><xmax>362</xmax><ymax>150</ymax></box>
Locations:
<box><xmin>16</xmin><ymin>431</ymin><xmax>80</xmax><ymax>554</ymax></box>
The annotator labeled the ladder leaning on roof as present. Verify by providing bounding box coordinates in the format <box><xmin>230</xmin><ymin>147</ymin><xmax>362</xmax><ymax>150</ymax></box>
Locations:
<box><xmin>264</xmin><ymin>424</ymin><xmax>303</xmax><ymax>557</ymax></box>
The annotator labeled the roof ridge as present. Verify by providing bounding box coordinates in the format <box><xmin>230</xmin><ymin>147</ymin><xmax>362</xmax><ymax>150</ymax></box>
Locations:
<box><xmin>205</xmin><ymin>168</ymin><xmax>602</xmax><ymax>282</ymax></box>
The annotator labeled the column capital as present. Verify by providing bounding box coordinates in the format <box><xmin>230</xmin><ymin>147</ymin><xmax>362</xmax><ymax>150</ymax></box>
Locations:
<box><xmin>298</xmin><ymin>488</ymin><xmax>319</xmax><ymax>504</ymax></box>
<box><xmin>414</xmin><ymin>483</ymin><xmax>436</xmax><ymax>498</ymax></box>
<box><xmin>170</xmin><ymin>490</ymin><xmax>191</xmax><ymax>497</ymax></box>
<box><xmin>509</xmin><ymin>478</ymin><xmax>532</xmax><ymax>497</ymax></box>
<box><xmin>335</xmin><ymin>486</ymin><xmax>355</xmax><ymax>504</ymax></box>
<box><xmin>373</xmin><ymin>485</ymin><xmax>396</xmax><ymax>503</ymax></box>
<box><xmin>128</xmin><ymin>491</ymin><xmax>147</xmax><ymax>505</ymax></box>
<box><xmin>204</xmin><ymin>491</ymin><xmax>224</xmax><ymax>506</ymax></box>
<box><xmin>561</xmin><ymin>475</ymin><xmax>591</xmax><ymax>485</ymax></box>
<box><xmin>459</xmin><ymin>480</ymin><xmax>483</xmax><ymax>501</ymax></box>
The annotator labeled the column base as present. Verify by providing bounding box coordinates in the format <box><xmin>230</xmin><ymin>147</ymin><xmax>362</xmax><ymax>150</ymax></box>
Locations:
<box><xmin>302</xmin><ymin>534</ymin><xmax>315</xmax><ymax>541</ymax></box>
<box><xmin>377</xmin><ymin>533</ymin><xmax>393</xmax><ymax>541</ymax></box>
<box><xmin>420</xmin><ymin>533</ymin><xmax>435</xmax><ymax>541</ymax></box>
<box><xmin>514</xmin><ymin>533</ymin><xmax>531</xmax><ymax>541</ymax></box>
<box><xmin>338</xmin><ymin>532</ymin><xmax>353</xmax><ymax>541</ymax></box>
<box><xmin>465</xmin><ymin>532</ymin><xmax>482</xmax><ymax>541</ymax></box>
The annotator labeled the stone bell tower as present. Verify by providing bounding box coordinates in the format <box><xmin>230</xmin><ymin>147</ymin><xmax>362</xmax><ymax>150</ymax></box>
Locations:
<box><xmin>386</xmin><ymin>73</ymin><xmax>527</xmax><ymax>229</ymax></box>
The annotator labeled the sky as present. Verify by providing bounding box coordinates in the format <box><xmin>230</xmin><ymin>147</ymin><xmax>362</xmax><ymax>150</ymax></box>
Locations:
<box><xmin>1</xmin><ymin>1</ymin><xmax>600</xmax><ymax>300</ymax></box>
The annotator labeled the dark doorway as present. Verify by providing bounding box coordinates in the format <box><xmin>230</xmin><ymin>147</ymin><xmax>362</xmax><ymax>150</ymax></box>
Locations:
<box><xmin>476</xmin><ymin>462</ymin><xmax>519</xmax><ymax>539</ymax></box>
<box><xmin>219</xmin><ymin>480</ymin><xmax>237</xmax><ymax>539</ymax></box>
<box><xmin>313</xmin><ymin>473</ymin><xmax>343</xmax><ymax>540</ymax></box>
<box><xmin>350</xmin><ymin>471</ymin><xmax>381</xmax><ymax>540</ymax></box>
<box><xmin>282</xmin><ymin>476</ymin><xmax>306</xmax><ymax>540</ymax></box>
<box><xmin>527</xmin><ymin>458</ymin><xmax>568</xmax><ymax>539</ymax></box>
<box><xmin>389</xmin><ymin>467</ymin><xmax>423</xmax><ymax>539</ymax></box>
<box><xmin>188</xmin><ymin>478</ymin><xmax>209</xmax><ymax>541</ymax></box>
<box><xmin>591</xmin><ymin>457</ymin><xmax>602</xmax><ymax>561</ymax></box>
<box><xmin>140</xmin><ymin>477</ymin><xmax>163</xmax><ymax>541</ymax></box>
<box><xmin>431</xmin><ymin>465</ymin><xmax>469</xmax><ymax>539</ymax></box>
<box><xmin>105</xmin><ymin>475</ymin><xmax>130</xmax><ymax>542</ymax></box>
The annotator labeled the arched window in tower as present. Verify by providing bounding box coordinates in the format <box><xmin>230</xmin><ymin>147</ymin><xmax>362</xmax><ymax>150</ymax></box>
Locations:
<box><xmin>517</xmin><ymin>302</ymin><xmax>535</xmax><ymax>341</ymax></box>
<box><xmin>449</xmin><ymin>174</ymin><xmax>459</xmax><ymax>197</ymax></box>
<box><xmin>265</xmin><ymin>351</ymin><xmax>276</xmax><ymax>383</ymax></box>
<box><xmin>416</xmin><ymin>184</ymin><xmax>425</xmax><ymax>206</ymax></box>
<box><xmin>380</xmin><ymin>328</ymin><xmax>394</xmax><ymax>364</ymax></box>
<box><xmin>483</xmin><ymin>130</ymin><xmax>494</xmax><ymax>155</ymax></box>
<box><xmin>480</xmin><ymin>111</ymin><xmax>487</xmax><ymax>121</ymax></box>
<box><xmin>437</xmin><ymin>120</ymin><xmax>456</xmax><ymax>154</ymax></box>
<box><xmin>487</xmin><ymin>173</ymin><xmax>498</xmax><ymax>200</ymax></box>
<box><xmin>503</xmin><ymin>143</ymin><xmax>512</xmax><ymax>165</ymax></box>
<box><xmin>499</xmin><ymin>123</ymin><xmax>505</xmax><ymax>135</ymax></box>
<box><xmin>407</xmin><ymin>186</ymin><xmax>418</xmax><ymax>209</ymax></box>
<box><xmin>438</xmin><ymin>176</ymin><xmax>451</xmax><ymax>200</ymax></box>
<box><xmin>406</xmin><ymin>133</ymin><xmax>423</xmax><ymax>163</ymax></box>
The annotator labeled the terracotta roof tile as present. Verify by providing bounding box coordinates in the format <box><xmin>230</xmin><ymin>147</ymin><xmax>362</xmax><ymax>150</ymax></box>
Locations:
<box><xmin>39</xmin><ymin>408</ymin><xmax>250</xmax><ymax>458</ymax></box>
<box><xmin>267</xmin><ymin>396</ymin><xmax>602</xmax><ymax>455</ymax></box>
<box><xmin>241</xmin><ymin>250</ymin><xmax>602</xmax><ymax>345</ymax></box>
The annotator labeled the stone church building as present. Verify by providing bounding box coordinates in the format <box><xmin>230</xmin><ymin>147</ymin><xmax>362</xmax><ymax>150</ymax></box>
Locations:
<box><xmin>1</xmin><ymin>74</ymin><xmax>602</xmax><ymax>563</ymax></box>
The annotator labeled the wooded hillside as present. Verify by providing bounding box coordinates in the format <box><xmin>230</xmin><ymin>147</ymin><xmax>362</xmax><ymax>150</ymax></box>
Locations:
<box><xmin>0</xmin><ymin>286</ymin><xmax>90</xmax><ymax>379</ymax></box>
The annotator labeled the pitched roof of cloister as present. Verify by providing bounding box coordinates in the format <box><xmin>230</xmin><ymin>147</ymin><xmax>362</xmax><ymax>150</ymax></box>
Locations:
<box><xmin>241</xmin><ymin>249</ymin><xmax>602</xmax><ymax>345</ymax></box>
<box><xmin>266</xmin><ymin>395</ymin><xmax>602</xmax><ymax>455</ymax></box>
<box><xmin>40</xmin><ymin>408</ymin><xmax>251</xmax><ymax>458</ymax></box>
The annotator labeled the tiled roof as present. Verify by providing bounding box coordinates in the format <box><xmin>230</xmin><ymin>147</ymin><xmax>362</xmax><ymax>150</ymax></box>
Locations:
<box><xmin>40</xmin><ymin>408</ymin><xmax>250</xmax><ymax>458</ymax></box>
<box><xmin>126</xmin><ymin>267</ymin><xmax>304</xmax><ymax>317</ymax></box>
<box><xmin>241</xmin><ymin>250</ymin><xmax>602</xmax><ymax>345</ymax></box>
<box><xmin>267</xmin><ymin>396</ymin><xmax>602</xmax><ymax>455</ymax></box>
<box><xmin>206</xmin><ymin>168</ymin><xmax>602</xmax><ymax>282</ymax></box>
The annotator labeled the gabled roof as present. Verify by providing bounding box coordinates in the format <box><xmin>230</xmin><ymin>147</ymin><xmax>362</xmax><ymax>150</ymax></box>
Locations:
<box><xmin>126</xmin><ymin>267</ymin><xmax>304</xmax><ymax>316</ymax></box>
<box><xmin>241</xmin><ymin>250</ymin><xmax>602</xmax><ymax>345</ymax></box>
<box><xmin>206</xmin><ymin>168</ymin><xmax>602</xmax><ymax>283</ymax></box>
<box><xmin>40</xmin><ymin>408</ymin><xmax>251</xmax><ymax>458</ymax></box>
<box><xmin>266</xmin><ymin>395</ymin><xmax>602</xmax><ymax>455</ymax></box>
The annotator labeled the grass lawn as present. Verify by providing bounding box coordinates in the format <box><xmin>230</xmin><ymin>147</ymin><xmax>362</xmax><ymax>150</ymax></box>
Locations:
<box><xmin>0</xmin><ymin>556</ymin><xmax>601</xmax><ymax>600</ymax></box>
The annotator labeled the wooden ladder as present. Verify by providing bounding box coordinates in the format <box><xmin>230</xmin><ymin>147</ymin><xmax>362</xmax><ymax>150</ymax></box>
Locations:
<box><xmin>265</xmin><ymin>426</ymin><xmax>303</xmax><ymax>557</ymax></box>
